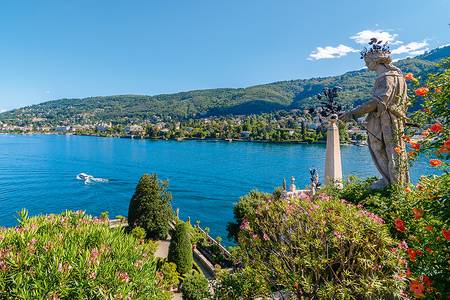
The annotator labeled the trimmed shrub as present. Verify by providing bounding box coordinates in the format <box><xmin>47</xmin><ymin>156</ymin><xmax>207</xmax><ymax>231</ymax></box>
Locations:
<box><xmin>181</xmin><ymin>271</ymin><xmax>210</xmax><ymax>300</ymax></box>
<box><xmin>168</xmin><ymin>222</ymin><xmax>193</xmax><ymax>275</ymax></box>
<box><xmin>128</xmin><ymin>174</ymin><xmax>173</xmax><ymax>239</ymax></box>
<box><xmin>233</xmin><ymin>191</ymin><xmax>403</xmax><ymax>299</ymax></box>
<box><xmin>214</xmin><ymin>266</ymin><xmax>270</xmax><ymax>300</ymax></box>
<box><xmin>0</xmin><ymin>210</ymin><xmax>169</xmax><ymax>299</ymax></box>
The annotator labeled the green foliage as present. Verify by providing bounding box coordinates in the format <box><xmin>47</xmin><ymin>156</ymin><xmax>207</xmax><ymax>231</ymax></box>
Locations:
<box><xmin>100</xmin><ymin>210</ymin><xmax>109</xmax><ymax>219</ymax></box>
<box><xmin>0</xmin><ymin>210</ymin><xmax>169</xmax><ymax>299</ymax></box>
<box><xmin>157</xmin><ymin>261</ymin><xmax>180</xmax><ymax>290</ymax></box>
<box><xmin>168</xmin><ymin>222</ymin><xmax>193</xmax><ymax>275</ymax></box>
<box><xmin>213</xmin><ymin>267</ymin><xmax>270</xmax><ymax>300</ymax></box>
<box><xmin>128</xmin><ymin>174</ymin><xmax>173</xmax><ymax>240</ymax></box>
<box><xmin>131</xmin><ymin>226</ymin><xmax>146</xmax><ymax>240</ymax></box>
<box><xmin>181</xmin><ymin>271</ymin><xmax>210</xmax><ymax>300</ymax></box>
<box><xmin>1</xmin><ymin>47</ymin><xmax>447</xmax><ymax>125</ymax></box>
<box><xmin>330</xmin><ymin>174</ymin><xmax>449</xmax><ymax>299</ymax></box>
<box><xmin>232</xmin><ymin>192</ymin><xmax>403</xmax><ymax>299</ymax></box>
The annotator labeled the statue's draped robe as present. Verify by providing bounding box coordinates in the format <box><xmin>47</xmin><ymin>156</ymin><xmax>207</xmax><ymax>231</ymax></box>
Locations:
<box><xmin>351</xmin><ymin>69</ymin><xmax>410</xmax><ymax>186</ymax></box>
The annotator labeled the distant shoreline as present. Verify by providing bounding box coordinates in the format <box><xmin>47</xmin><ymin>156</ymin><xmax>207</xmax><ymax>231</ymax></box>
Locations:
<box><xmin>0</xmin><ymin>131</ymin><xmax>366</xmax><ymax>146</ymax></box>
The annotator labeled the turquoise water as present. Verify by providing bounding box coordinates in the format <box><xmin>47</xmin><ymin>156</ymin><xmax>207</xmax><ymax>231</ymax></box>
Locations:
<box><xmin>0</xmin><ymin>134</ymin><xmax>435</xmax><ymax>241</ymax></box>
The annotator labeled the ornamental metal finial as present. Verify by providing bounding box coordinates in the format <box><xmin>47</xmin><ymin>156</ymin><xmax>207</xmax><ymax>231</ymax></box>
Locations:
<box><xmin>316</xmin><ymin>87</ymin><xmax>343</xmax><ymax>118</ymax></box>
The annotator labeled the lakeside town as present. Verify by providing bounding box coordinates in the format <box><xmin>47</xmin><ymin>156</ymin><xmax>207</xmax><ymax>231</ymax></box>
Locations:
<box><xmin>0</xmin><ymin>110</ymin><xmax>368</xmax><ymax>144</ymax></box>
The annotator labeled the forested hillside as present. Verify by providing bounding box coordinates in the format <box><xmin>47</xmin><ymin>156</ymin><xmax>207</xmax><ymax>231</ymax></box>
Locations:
<box><xmin>1</xmin><ymin>46</ymin><xmax>448</xmax><ymax>125</ymax></box>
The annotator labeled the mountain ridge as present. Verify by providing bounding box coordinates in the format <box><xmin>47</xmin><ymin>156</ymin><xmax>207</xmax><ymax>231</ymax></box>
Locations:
<box><xmin>1</xmin><ymin>45</ymin><xmax>448</xmax><ymax>125</ymax></box>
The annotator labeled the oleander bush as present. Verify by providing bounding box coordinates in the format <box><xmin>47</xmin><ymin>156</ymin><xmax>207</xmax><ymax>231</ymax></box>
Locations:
<box><xmin>168</xmin><ymin>222</ymin><xmax>193</xmax><ymax>275</ymax></box>
<box><xmin>181</xmin><ymin>270</ymin><xmax>210</xmax><ymax>300</ymax></box>
<box><xmin>230</xmin><ymin>191</ymin><xmax>404</xmax><ymax>299</ymax></box>
<box><xmin>0</xmin><ymin>209</ymin><xmax>168</xmax><ymax>299</ymax></box>
<box><xmin>128</xmin><ymin>173</ymin><xmax>174</xmax><ymax>239</ymax></box>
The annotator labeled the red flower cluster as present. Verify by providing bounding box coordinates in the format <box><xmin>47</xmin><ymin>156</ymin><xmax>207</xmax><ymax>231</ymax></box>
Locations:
<box><xmin>412</xmin><ymin>208</ymin><xmax>424</xmax><ymax>220</ymax></box>
<box><xmin>415</xmin><ymin>87</ymin><xmax>429</xmax><ymax>97</ymax></box>
<box><xmin>394</xmin><ymin>219</ymin><xmax>406</xmax><ymax>232</ymax></box>
<box><xmin>442</xmin><ymin>229</ymin><xmax>450</xmax><ymax>241</ymax></box>
<box><xmin>430</xmin><ymin>123</ymin><xmax>442</xmax><ymax>133</ymax></box>
<box><xmin>429</xmin><ymin>159</ymin><xmax>443</xmax><ymax>167</ymax></box>
<box><xmin>404</xmin><ymin>73</ymin><xmax>414</xmax><ymax>80</ymax></box>
<box><xmin>407</xmin><ymin>248</ymin><xmax>422</xmax><ymax>262</ymax></box>
<box><xmin>409</xmin><ymin>280</ymin><xmax>425</xmax><ymax>297</ymax></box>
<box><xmin>410</xmin><ymin>142</ymin><xmax>421</xmax><ymax>151</ymax></box>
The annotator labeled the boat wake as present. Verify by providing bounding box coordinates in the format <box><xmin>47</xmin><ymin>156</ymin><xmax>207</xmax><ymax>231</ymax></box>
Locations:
<box><xmin>76</xmin><ymin>173</ymin><xmax>109</xmax><ymax>184</ymax></box>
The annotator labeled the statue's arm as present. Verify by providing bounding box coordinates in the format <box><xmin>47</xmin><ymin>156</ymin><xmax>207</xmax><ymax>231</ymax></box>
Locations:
<box><xmin>340</xmin><ymin>99</ymin><xmax>378</xmax><ymax>121</ymax></box>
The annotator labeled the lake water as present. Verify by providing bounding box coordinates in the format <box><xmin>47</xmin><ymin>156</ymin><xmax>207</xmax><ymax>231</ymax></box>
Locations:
<box><xmin>0</xmin><ymin>134</ymin><xmax>435</xmax><ymax>242</ymax></box>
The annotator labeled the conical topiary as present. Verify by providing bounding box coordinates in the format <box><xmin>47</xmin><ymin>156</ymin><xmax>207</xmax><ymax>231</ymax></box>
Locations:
<box><xmin>128</xmin><ymin>174</ymin><xmax>173</xmax><ymax>240</ymax></box>
<box><xmin>168</xmin><ymin>222</ymin><xmax>193</xmax><ymax>275</ymax></box>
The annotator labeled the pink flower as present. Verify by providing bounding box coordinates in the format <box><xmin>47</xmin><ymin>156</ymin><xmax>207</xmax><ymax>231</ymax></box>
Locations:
<box><xmin>398</xmin><ymin>241</ymin><xmax>408</xmax><ymax>250</ymax></box>
<box><xmin>239</xmin><ymin>219</ymin><xmax>250</xmax><ymax>231</ymax></box>
<box><xmin>117</xmin><ymin>271</ymin><xmax>130</xmax><ymax>283</ymax></box>
<box><xmin>333</xmin><ymin>231</ymin><xmax>343</xmax><ymax>239</ymax></box>
<box><xmin>262</xmin><ymin>232</ymin><xmax>269</xmax><ymax>241</ymax></box>
<box><xmin>88</xmin><ymin>271</ymin><xmax>97</xmax><ymax>279</ymax></box>
<box><xmin>286</xmin><ymin>204</ymin><xmax>297</xmax><ymax>214</ymax></box>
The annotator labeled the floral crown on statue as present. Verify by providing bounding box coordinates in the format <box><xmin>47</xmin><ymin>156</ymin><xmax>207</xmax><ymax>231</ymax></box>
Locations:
<box><xmin>360</xmin><ymin>38</ymin><xmax>391</xmax><ymax>59</ymax></box>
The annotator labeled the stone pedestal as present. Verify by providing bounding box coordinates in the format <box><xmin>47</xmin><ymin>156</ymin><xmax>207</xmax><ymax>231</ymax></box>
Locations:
<box><xmin>325</xmin><ymin>116</ymin><xmax>342</xmax><ymax>186</ymax></box>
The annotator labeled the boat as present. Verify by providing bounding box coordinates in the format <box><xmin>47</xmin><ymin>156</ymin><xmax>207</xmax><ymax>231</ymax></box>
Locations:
<box><xmin>76</xmin><ymin>173</ymin><xmax>94</xmax><ymax>183</ymax></box>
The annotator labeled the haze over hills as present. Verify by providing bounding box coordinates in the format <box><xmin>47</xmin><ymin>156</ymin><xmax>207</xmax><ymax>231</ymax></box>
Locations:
<box><xmin>1</xmin><ymin>46</ymin><xmax>448</xmax><ymax>126</ymax></box>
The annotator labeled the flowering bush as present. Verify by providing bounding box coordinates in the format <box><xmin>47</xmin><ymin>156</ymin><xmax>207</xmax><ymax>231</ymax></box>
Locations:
<box><xmin>0</xmin><ymin>210</ymin><xmax>168</xmax><ymax>299</ymax></box>
<box><xmin>327</xmin><ymin>174</ymin><xmax>449</xmax><ymax>299</ymax></box>
<box><xmin>404</xmin><ymin>58</ymin><xmax>449</xmax><ymax>170</ymax></box>
<box><xmin>231</xmin><ymin>192</ymin><xmax>403</xmax><ymax>299</ymax></box>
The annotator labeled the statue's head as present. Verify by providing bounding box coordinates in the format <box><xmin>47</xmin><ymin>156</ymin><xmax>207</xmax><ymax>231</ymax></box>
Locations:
<box><xmin>361</xmin><ymin>38</ymin><xmax>392</xmax><ymax>71</ymax></box>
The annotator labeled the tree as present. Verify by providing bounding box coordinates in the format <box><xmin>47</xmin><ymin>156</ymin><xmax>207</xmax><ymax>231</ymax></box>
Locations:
<box><xmin>128</xmin><ymin>174</ymin><xmax>173</xmax><ymax>240</ymax></box>
<box><xmin>168</xmin><ymin>222</ymin><xmax>193</xmax><ymax>275</ymax></box>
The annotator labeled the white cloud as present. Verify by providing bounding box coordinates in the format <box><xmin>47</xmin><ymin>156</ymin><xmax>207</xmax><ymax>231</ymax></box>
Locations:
<box><xmin>308</xmin><ymin>44</ymin><xmax>358</xmax><ymax>60</ymax></box>
<box><xmin>391</xmin><ymin>41</ymin><xmax>429</xmax><ymax>55</ymax></box>
<box><xmin>351</xmin><ymin>30</ymin><xmax>400</xmax><ymax>45</ymax></box>
<box><xmin>0</xmin><ymin>108</ymin><xmax>6</xmax><ymax>113</ymax></box>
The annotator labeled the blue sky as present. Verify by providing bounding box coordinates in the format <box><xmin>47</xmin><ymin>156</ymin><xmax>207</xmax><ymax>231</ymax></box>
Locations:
<box><xmin>0</xmin><ymin>0</ymin><xmax>449</xmax><ymax>111</ymax></box>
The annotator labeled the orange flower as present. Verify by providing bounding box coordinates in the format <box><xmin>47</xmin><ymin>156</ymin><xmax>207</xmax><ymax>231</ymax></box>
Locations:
<box><xmin>430</xmin><ymin>123</ymin><xmax>442</xmax><ymax>133</ymax></box>
<box><xmin>425</xmin><ymin>246</ymin><xmax>433</xmax><ymax>253</ymax></box>
<box><xmin>405</xmin><ymin>186</ymin><xmax>412</xmax><ymax>193</ymax></box>
<box><xmin>421</xmin><ymin>130</ymin><xmax>430</xmax><ymax>137</ymax></box>
<box><xmin>443</xmin><ymin>229</ymin><xmax>450</xmax><ymax>241</ymax></box>
<box><xmin>409</xmin><ymin>280</ymin><xmax>425</xmax><ymax>297</ymax></box>
<box><xmin>411</xmin><ymin>142</ymin><xmax>421</xmax><ymax>151</ymax></box>
<box><xmin>413</xmin><ymin>208</ymin><xmax>424</xmax><ymax>219</ymax></box>
<box><xmin>394</xmin><ymin>219</ymin><xmax>407</xmax><ymax>232</ymax></box>
<box><xmin>425</xmin><ymin>225</ymin><xmax>433</xmax><ymax>231</ymax></box>
<box><xmin>404</xmin><ymin>73</ymin><xmax>414</xmax><ymax>80</ymax></box>
<box><xmin>416</xmin><ymin>183</ymin><xmax>424</xmax><ymax>190</ymax></box>
<box><xmin>429</xmin><ymin>159</ymin><xmax>442</xmax><ymax>167</ymax></box>
<box><xmin>415</xmin><ymin>87</ymin><xmax>429</xmax><ymax>97</ymax></box>
<box><xmin>445</xmin><ymin>138</ymin><xmax>450</xmax><ymax>149</ymax></box>
<box><xmin>435</xmin><ymin>87</ymin><xmax>442</xmax><ymax>93</ymax></box>
<box><xmin>408</xmin><ymin>152</ymin><xmax>416</xmax><ymax>158</ymax></box>
<box><xmin>394</xmin><ymin>146</ymin><xmax>402</xmax><ymax>154</ymax></box>
<box><xmin>402</xmin><ymin>135</ymin><xmax>411</xmax><ymax>143</ymax></box>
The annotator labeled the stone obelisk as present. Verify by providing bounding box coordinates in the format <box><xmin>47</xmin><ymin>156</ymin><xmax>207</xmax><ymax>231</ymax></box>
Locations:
<box><xmin>324</xmin><ymin>114</ymin><xmax>342</xmax><ymax>185</ymax></box>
